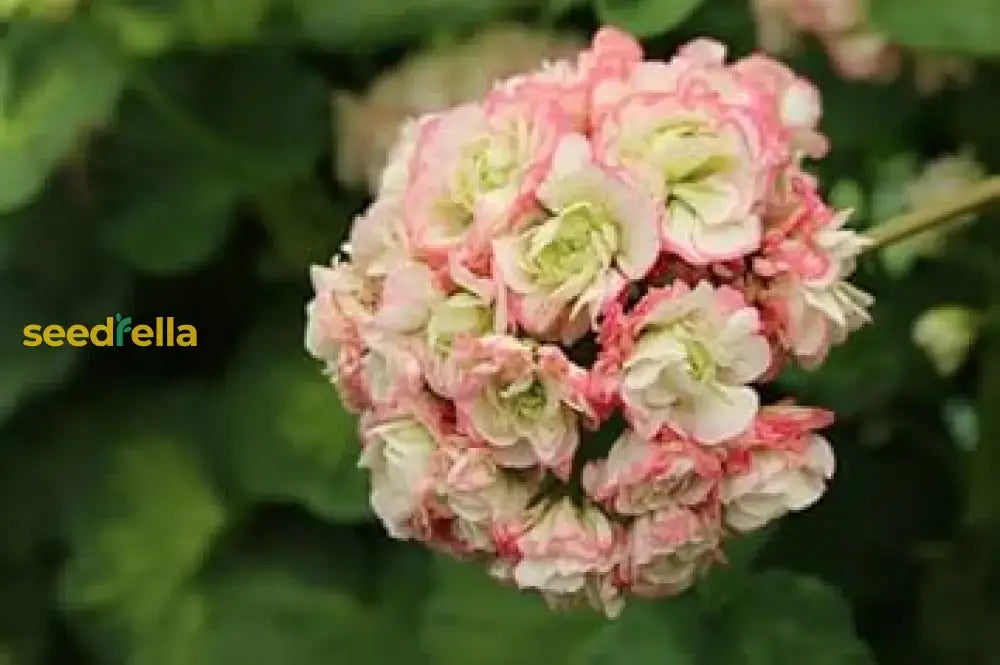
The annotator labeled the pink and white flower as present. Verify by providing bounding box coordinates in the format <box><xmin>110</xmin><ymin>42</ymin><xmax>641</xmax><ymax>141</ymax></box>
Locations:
<box><xmin>419</xmin><ymin>291</ymin><xmax>498</xmax><ymax>397</ymax></box>
<box><xmin>759</xmin><ymin>188</ymin><xmax>873</xmax><ymax>367</ymax></box>
<box><xmin>357</xmin><ymin>329</ymin><xmax>424</xmax><ymax>407</ymax></box>
<box><xmin>596</xmin><ymin>93</ymin><xmax>765</xmax><ymax>263</ymax></box>
<box><xmin>451</xmin><ymin>335</ymin><xmax>593</xmax><ymax>479</ymax></box>
<box><xmin>404</xmin><ymin>97</ymin><xmax>568</xmax><ymax>266</ymax></box>
<box><xmin>437</xmin><ymin>446</ymin><xmax>538</xmax><ymax>552</ymax></box>
<box><xmin>583</xmin><ymin>429</ymin><xmax>722</xmax><ymax>515</ymax></box>
<box><xmin>491</xmin><ymin>26</ymin><xmax>644</xmax><ymax>133</ymax></box>
<box><xmin>627</xmin><ymin>506</ymin><xmax>721</xmax><ymax>597</ymax></box>
<box><xmin>425</xmin><ymin>292</ymin><xmax>496</xmax><ymax>354</ymax></box>
<box><xmin>734</xmin><ymin>53</ymin><xmax>828</xmax><ymax>158</ymax></box>
<box><xmin>619</xmin><ymin>281</ymin><xmax>771</xmax><ymax>444</ymax></box>
<box><xmin>722</xmin><ymin>404</ymin><xmax>836</xmax><ymax>530</ymax></box>
<box><xmin>305</xmin><ymin>262</ymin><xmax>377</xmax><ymax>361</ymax></box>
<box><xmin>347</xmin><ymin>191</ymin><xmax>410</xmax><ymax>280</ymax></box>
<box><xmin>304</xmin><ymin>260</ymin><xmax>384</xmax><ymax>411</ymax></box>
<box><xmin>359</xmin><ymin>417</ymin><xmax>443</xmax><ymax>540</ymax></box>
<box><xmin>508</xmin><ymin>498</ymin><xmax>624</xmax><ymax>617</ymax></box>
<box><xmin>493</xmin><ymin>134</ymin><xmax>660</xmax><ymax>342</ymax></box>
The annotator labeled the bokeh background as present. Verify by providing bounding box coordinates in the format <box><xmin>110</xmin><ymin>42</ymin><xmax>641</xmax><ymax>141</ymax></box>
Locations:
<box><xmin>2</xmin><ymin>1</ymin><xmax>999</xmax><ymax>664</ymax></box>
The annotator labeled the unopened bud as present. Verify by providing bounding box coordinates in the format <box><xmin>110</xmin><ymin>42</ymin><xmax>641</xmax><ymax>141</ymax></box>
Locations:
<box><xmin>912</xmin><ymin>305</ymin><xmax>980</xmax><ymax>376</ymax></box>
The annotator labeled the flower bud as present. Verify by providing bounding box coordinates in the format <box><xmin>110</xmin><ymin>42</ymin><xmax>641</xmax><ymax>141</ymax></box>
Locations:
<box><xmin>912</xmin><ymin>306</ymin><xmax>980</xmax><ymax>377</ymax></box>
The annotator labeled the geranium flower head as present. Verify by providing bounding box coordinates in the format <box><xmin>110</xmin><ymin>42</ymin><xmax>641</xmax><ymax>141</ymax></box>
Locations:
<box><xmin>306</xmin><ymin>25</ymin><xmax>871</xmax><ymax>616</ymax></box>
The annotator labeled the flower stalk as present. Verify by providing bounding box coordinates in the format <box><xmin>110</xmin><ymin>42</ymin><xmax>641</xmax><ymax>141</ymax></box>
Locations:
<box><xmin>863</xmin><ymin>175</ymin><xmax>1000</xmax><ymax>251</ymax></box>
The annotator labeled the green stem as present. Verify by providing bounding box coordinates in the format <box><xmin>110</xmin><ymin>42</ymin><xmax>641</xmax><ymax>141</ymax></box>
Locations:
<box><xmin>863</xmin><ymin>175</ymin><xmax>1000</xmax><ymax>251</ymax></box>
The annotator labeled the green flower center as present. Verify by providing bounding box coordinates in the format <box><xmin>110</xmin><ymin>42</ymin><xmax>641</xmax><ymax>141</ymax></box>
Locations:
<box><xmin>467</xmin><ymin>135</ymin><xmax>519</xmax><ymax>192</ymax></box>
<box><xmin>623</xmin><ymin>117</ymin><xmax>738</xmax><ymax>215</ymax></box>
<box><xmin>426</xmin><ymin>294</ymin><xmax>493</xmax><ymax>353</ymax></box>
<box><xmin>499</xmin><ymin>379</ymin><xmax>547</xmax><ymax>422</ymax></box>
<box><xmin>521</xmin><ymin>200</ymin><xmax>619</xmax><ymax>288</ymax></box>
<box><xmin>439</xmin><ymin>130</ymin><xmax>524</xmax><ymax>236</ymax></box>
<box><xmin>682</xmin><ymin>338</ymin><xmax>716</xmax><ymax>383</ymax></box>
<box><xmin>637</xmin><ymin>320</ymin><xmax>719</xmax><ymax>385</ymax></box>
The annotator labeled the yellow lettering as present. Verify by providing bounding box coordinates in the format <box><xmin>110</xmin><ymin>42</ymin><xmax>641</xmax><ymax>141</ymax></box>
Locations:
<box><xmin>91</xmin><ymin>317</ymin><xmax>114</xmax><ymax>347</ymax></box>
<box><xmin>22</xmin><ymin>324</ymin><xmax>42</xmax><ymax>347</ymax></box>
<box><xmin>43</xmin><ymin>325</ymin><xmax>65</xmax><ymax>346</ymax></box>
<box><xmin>66</xmin><ymin>325</ymin><xmax>89</xmax><ymax>347</ymax></box>
<box><xmin>132</xmin><ymin>325</ymin><xmax>153</xmax><ymax>347</ymax></box>
<box><xmin>176</xmin><ymin>325</ymin><xmax>197</xmax><ymax>347</ymax></box>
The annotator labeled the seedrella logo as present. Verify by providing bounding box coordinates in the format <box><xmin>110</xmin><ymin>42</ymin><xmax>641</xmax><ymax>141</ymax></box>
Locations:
<box><xmin>23</xmin><ymin>314</ymin><xmax>198</xmax><ymax>348</ymax></box>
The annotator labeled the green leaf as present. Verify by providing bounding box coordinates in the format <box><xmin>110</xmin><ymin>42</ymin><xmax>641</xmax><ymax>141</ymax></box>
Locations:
<box><xmin>92</xmin><ymin>0</ymin><xmax>276</xmax><ymax>55</ymax></box>
<box><xmin>571</xmin><ymin>596</ymin><xmax>703</xmax><ymax>665</ymax></box>
<box><xmin>59</xmin><ymin>435</ymin><xmax>227</xmax><ymax>635</ymax></box>
<box><xmin>97</xmin><ymin>49</ymin><xmax>328</xmax><ymax>274</ymax></box>
<box><xmin>189</xmin><ymin>567</ymin><xmax>376</xmax><ymax>665</ymax></box>
<box><xmin>711</xmin><ymin>571</ymin><xmax>875</xmax><ymax>665</ymax></box>
<box><xmin>217</xmin><ymin>294</ymin><xmax>369</xmax><ymax>522</ymax></box>
<box><xmin>422</xmin><ymin>556</ymin><xmax>606</xmax><ymax>665</ymax></box>
<box><xmin>182</xmin><ymin>0</ymin><xmax>274</xmax><ymax>46</ymax></box>
<box><xmin>130</xmin><ymin>589</ymin><xmax>206</xmax><ymax>665</ymax></box>
<box><xmin>0</xmin><ymin>20</ymin><xmax>125</xmax><ymax>213</ymax></box>
<box><xmin>594</xmin><ymin>0</ymin><xmax>703</xmax><ymax>38</ymax></box>
<box><xmin>91</xmin><ymin>2</ymin><xmax>184</xmax><ymax>57</ymax></box>
<box><xmin>291</xmin><ymin>0</ymin><xmax>529</xmax><ymax>50</ymax></box>
<box><xmin>696</xmin><ymin>527</ymin><xmax>772</xmax><ymax>611</ymax></box>
<box><xmin>130</xmin><ymin>520</ymin><xmax>396</xmax><ymax>665</ymax></box>
<box><xmin>0</xmin><ymin>0</ymin><xmax>78</xmax><ymax>21</ymax></box>
<box><xmin>131</xmin><ymin>535</ymin><xmax>389</xmax><ymax>665</ymax></box>
<box><xmin>99</xmin><ymin>161</ymin><xmax>242</xmax><ymax>275</ymax></box>
<box><xmin>870</xmin><ymin>0</ymin><xmax>1000</xmax><ymax>55</ymax></box>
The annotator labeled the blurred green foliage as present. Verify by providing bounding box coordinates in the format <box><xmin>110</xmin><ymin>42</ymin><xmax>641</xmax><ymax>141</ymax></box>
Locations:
<box><xmin>1</xmin><ymin>1</ymin><xmax>1000</xmax><ymax>664</ymax></box>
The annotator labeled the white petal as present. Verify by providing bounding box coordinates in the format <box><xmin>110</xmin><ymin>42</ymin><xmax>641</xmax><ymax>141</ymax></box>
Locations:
<box><xmin>780</xmin><ymin>472</ymin><xmax>826</xmax><ymax>511</ymax></box>
<box><xmin>546</xmin><ymin>133</ymin><xmax>593</xmax><ymax>183</ymax></box>
<box><xmin>726</xmin><ymin>333</ymin><xmax>771</xmax><ymax>384</ymax></box>
<box><xmin>806</xmin><ymin>435</ymin><xmax>836</xmax><ymax>478</ymax></box>
<box><xmin>609</xmin><ymin>178</ymin><xmax>660</xmax><ymax>279</ymax></box>
<box><xmin>690</xmin><ymin>213</ymin><xmax>761</xmax><ymax>262</ymax></box>
<box><xmin>689</xmin><ymin>384</ymin><xmax>758</xmax><ymax>444</ymax></box>
<box><xmin>375</xmin><ymin>262</ymin><xmax>441</xmax><ymax>333</ymax></box>
<box><xmin>674</xmin><ymin>177</ymin><xmax>741</xmax><ymax>228</ymax></box>
<box><xmin>724</xmin><ymin>504</ymin><xmax>768</xmax><ymax>532</ymax></box>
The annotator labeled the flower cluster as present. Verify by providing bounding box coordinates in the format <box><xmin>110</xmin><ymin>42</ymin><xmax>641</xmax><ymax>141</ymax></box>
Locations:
<box><xmin>306</xmin><ymin>27</ymin><xmax>872</xmax><ymax>617</ymax></box>
<box><xmin>750</xmin><ymin>0</ymin><xmax>972</xmax><ymax>93</ymax></box>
